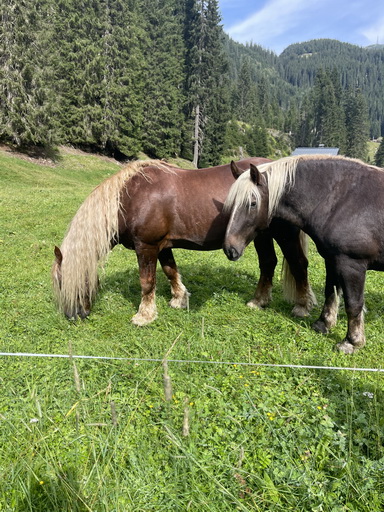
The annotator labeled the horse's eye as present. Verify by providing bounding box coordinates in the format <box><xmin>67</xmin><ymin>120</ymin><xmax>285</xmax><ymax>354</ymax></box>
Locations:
<box><xmin>250</xmin><ymin>201</ymin><xmax>257</xmax><ymax>208</ymax></box>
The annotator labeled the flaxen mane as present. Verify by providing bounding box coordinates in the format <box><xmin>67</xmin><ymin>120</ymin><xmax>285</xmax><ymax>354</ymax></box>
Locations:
<box><xmin>52</xmin><ymin>160</ymin><xmax>175</xmax><ymax>315</ymax></box>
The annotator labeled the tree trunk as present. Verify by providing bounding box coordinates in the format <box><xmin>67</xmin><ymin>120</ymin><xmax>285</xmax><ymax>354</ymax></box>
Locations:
<box><xmin>193</xmin><ymin>103</ymin><xmax>200</xmax><ymax>167</ymax></box>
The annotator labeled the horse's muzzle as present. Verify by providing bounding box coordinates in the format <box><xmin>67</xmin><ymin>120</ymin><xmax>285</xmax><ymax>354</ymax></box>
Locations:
<box><xmin>65</xmin><ymin>307</ymin><xmax>90</xmax><ymax>321</ymax></box>
<box><xmin>224</xmin><ymin>245</ymin><xmax>242</xmax><ymax>261</ymax></box>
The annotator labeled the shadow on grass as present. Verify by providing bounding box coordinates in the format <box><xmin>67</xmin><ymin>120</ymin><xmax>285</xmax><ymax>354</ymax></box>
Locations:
<box><xmin>100</xmin><ymin>261</ymin><xmax>273</xmax><ymax>312</ymax></box>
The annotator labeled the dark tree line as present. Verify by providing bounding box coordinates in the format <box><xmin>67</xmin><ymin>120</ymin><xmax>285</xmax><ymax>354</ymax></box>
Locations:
<box><xmin>0</xmin><ymin>3</ymin><xmax>382</xmax><ymax>165</ymax></box>
<box><xmin>0</xmin><ymin>0</ymin><xmax>230</xmax><ymax>165</ymax></box>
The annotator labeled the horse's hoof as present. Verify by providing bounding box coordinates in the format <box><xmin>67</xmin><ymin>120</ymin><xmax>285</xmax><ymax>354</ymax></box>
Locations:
<box><xmin>169</xmin><ymin>298</ymin><xmax>183</xmax><ymax>309</ymax></box>
<box><xmin>312</xmin><ymin>320</ymin><xmax>328</xmax><ymax>334</ymax></box>
<box><xmin>291</xmin><ymin>305</ymin><xmax>310</xmax><ymax>318</ymax></box>
<box><xmin>131</xmin><ymin>312</ymin><xmax>157</xmax><ymax>326</ymax></box>
<box><xmin>335</xmin><ymin>341</ymin><xmax>357</xmax><ymax>355</ymax></box>
<box><xmin>169</xmin><ymin>291</ymin><xmax>190</xmax><ymax>309</ymax></box>
<box><xmin>246</xmin><ymin>299</ymin><xmax>264</xmax><ymax>310</ymax></box>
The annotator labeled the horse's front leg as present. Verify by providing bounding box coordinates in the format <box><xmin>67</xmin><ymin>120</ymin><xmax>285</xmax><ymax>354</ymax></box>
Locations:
<box><xmin>158</xmin><ymin>248</ymin><xmax>190</xmax><ymax>309</ymax></box>
<box><xmin>132</xmin><ymin>244</ymin><xmax>159</xmax><ymax>326</ymax></box>
<box><xmin>334</xmin><ymin>257</ymin><xmax>366</xmax><ymax>354</ymax></box>
<box><xmin>248</xmin><ymin>232</ymin><xmax>277</xmax><ymax>309</ymax></box>
<box><xmin>274</xmin><ymin>225</ymin><xmax>317</xmax><ymax>317</ymax></box>
<box><xmin>312</xmin><ymin>259</ymin><xmax>341</xmax><ymax>334</ymax></box>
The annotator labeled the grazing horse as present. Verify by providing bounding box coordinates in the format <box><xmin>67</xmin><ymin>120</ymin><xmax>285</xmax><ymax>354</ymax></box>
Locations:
<box><xmin>52</xmin><ymin>158</ymin><xmax>315</xmax><ymax>326</ymax></box>
<box><xmin>223</xmin><ymin>155</ymin><xmax>384</xmax><ymax>354</ymax></box>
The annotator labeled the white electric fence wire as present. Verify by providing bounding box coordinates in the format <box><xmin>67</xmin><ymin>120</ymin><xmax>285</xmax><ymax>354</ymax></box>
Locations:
<box><xmin>0</xmin><ymin>352</ymin><xmax>383</xmax><ymax>373</ymax></box>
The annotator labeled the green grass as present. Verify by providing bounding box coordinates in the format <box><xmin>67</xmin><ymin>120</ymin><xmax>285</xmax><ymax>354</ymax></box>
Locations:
<box><xmin>367</xmin><ymin>140</ymin><xmax>380</xmax><ymax>164</ymax></box>
<box><xmin>1</xmin><ymin>147</ymin><xmax>384</xmax><ymax>511</ymax></box>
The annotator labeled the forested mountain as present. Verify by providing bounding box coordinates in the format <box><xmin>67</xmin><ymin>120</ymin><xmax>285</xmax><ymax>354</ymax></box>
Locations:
<box><xmin>0</xmin><ymin>1</ymin><xmax>383</xmax><ymax>165</ymax></box>
<box><xmin>227</xmin><ymin>37</ymin><xmax>384</xmax><ymax>157</ymax></box>
<box><xmin>279</xmin><ymin>39</ymin><xmax>384</xmax><ymax>138</ymax></box>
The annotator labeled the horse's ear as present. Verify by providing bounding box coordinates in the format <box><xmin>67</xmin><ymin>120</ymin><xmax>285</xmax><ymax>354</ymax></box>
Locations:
<box><xmin>54</xmin><ymin>246</ymin><xmax>63</xmax><ymax>265</ymax></box>
<box><xmin>250</xmin><ymin>164</ymin><xmax>263</xmax><ymax>186</ymax></box>
<box><xmin>230</xmin><ymin>161</ymin><xmax>242</xmax><ymax>180</ymax></box>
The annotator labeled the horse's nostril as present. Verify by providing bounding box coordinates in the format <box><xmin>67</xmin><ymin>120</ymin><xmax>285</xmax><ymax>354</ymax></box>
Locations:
<box><xmin>225</xmin><ymin>246</ymin><xmax>240</xmax><ymax>261</ymax></box>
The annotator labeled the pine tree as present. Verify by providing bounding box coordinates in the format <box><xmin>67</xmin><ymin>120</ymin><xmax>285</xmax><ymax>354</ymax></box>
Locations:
<box><xmin>139</xmin><ymin>0</ymin><xmax>186</xmax><ymax>159</ymax></box>
<box><xmin>284</xmin><ymin>103</ymin><xmax>299</xmax><ymax>136</ymax></box>
<box><xmin>199</xmin><ymin>0</ymin><xmax>230</xmax><ymax>166</ymax></box>
<box><xmin>246</xmin><ymin>124</ymin><xmax>268</xmax><ymax>157</ymax></box>
<box><xmin>295</xmin><ymin>95</ymin><xmax>314</xmax><ymax>147</ymax></box>
<box><xmin>0</xmin><ymin>0</ymin><xmax>57</xmax><ymax>147</ymax></box>
<box><xmin>99</xmin><ymin>0</ymin><xmax>147</xmax><ymax>158</ymax></box>
<box><xmin>52</xmin><ymin>0</ymin><xmax>100</xmax><ymax>146</ymax></box>
<box><xmin>345</xmin><ymin>87</ymin><xmax>369</xmax><ymax>159</ymax></box>
<box><xmin>184</xmin><ymin>0</ymin><xmax>229</xmax><ymax>167</ymax></box>
<box><xmin>311</xmin><ymin>68</ymin><xmax>346</xmax><ymax>150</ymax></box>
<box><xmin>256</xmin><ymin>77</ymin><xmax>271</xmax><ymax>124</ymax></box>
<box><xmin>52</xmin><ymin>0</ymin><xmax>146</xmax><ymax>158</ymax></box>
<box><xmin>235</xmin><ymin>57</ymin><xmax>254</xmax><ymax>123</ymax></box>
<box><xmin>328</xmin><ymin>68</ymin><xmax>347</xmax><ymax>152</ymax></box>
<box><xmin>183</xmin><ymin>0</ymin><xmax>204</xmax><ymax>166</ymax></box>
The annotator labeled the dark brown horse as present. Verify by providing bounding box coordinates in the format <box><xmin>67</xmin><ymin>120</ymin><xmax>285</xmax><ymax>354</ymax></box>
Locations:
<box><xmin>52</xmin><ymin>158</ymin><xmax>315</xmax><ymax>325</ymax></box>
<box><xmin>224</xmin><ymin>155</ymin><xmax>384</xmax><ymax>353</ymax></box>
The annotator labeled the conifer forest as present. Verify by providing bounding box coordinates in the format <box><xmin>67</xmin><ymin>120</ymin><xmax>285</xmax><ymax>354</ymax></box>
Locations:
<box><xmin>1</xmin><ymin>0</ymin><xmax>384</xmax><ymax>166</ymax></box>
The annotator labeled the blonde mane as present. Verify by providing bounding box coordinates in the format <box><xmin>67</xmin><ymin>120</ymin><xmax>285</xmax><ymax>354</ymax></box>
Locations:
<box><xmin>52</xmin><ymin>160</ymin><xmax>174</xmax><ymax>315</ymax></box>
<box><xmin>224</xmin><ymin>154</ymin><xmax>379</xmax><ymax>218</ymax></box>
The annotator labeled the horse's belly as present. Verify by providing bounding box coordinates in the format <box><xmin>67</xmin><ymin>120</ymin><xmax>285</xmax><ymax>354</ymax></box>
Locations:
<box><xmin>368</xmin><ymin>262</ymin><xmax>384</xmax><ymax>271</ymax></box>
<box><xmin>167</xmin><ymin>238</ymin><xmax>223</xmax><ymax>251</ymax></box>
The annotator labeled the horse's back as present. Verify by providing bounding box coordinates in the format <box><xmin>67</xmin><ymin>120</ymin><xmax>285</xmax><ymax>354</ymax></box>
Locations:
<box><xmin>117</xmin><ymin>158</ymin><xmax>271</xmax><ymax>251</ymax></box>
<box><xmin>296</xmin><ymin>158</ymin><xmax>384</xmax><ymax>264</ymax></box>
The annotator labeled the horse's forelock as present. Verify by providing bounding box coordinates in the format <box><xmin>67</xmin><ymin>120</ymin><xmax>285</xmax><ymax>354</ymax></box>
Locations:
<box><xmin>224</xmin><ymin>157</ymin><xmax>300</xmax><ymax>218</ymax></box>
<box><xmin>223</xmin><ymin>170</ymin><xmax>262</xmax><ymax>213</ymax></box>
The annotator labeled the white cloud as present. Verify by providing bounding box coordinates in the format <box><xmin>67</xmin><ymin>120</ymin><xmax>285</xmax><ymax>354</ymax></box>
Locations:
<box><xmin>360</xmin><ymin>16</ymin><xmax>384</xmax><ymax>45</ymax></box>
<box><xmin>227</xmin><ymin>0</ymin><xmax>314</xmax><ymax>45</ymax></box>
<box><xmin>223</xmin><ymin>0</ymin><xmax>384</xmax><ymax>53</ymax></box>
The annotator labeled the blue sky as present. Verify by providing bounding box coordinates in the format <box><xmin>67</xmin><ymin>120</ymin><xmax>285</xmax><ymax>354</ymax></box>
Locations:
<box><xmin>219</xmin><ymin>0</ymin><xmax>384</xmax><ymax>55</ymax></box>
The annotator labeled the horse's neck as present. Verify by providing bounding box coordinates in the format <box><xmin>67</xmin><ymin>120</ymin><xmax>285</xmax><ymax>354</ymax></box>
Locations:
<box><xmin>274</xmin><ymin>200</ymin><xmax>307</xmax><ymax>229</ymax></box>
<box><xmin>273</xmin><ymin>169</ymin><xmax>319</xmax><ymax>229</ymax></box>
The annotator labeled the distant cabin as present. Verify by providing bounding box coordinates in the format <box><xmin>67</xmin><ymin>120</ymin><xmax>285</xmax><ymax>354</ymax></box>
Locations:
<box><xmin>291</xmin><ymin>147</ymin><xmax>340</xmax><ymax>156</ymax></box>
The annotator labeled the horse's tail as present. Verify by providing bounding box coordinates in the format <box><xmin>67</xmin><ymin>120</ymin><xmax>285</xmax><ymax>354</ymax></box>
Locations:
<box><xmin>53</xmin><ymin>162</ymin><xmax>146</xmax><ymax>316</ymax></box>
<box><xmin>53</xmin><ymin>160</ymin><xmax>175</xmax><ymax>317</ymax></box>
<box><xmin>281</xmin><ymin>230</ymin><xmax>317</xmax><ymax>307</ymax></box>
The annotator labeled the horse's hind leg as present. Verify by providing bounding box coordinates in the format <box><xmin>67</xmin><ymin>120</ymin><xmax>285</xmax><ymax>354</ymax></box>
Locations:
<box><xmin>312</xmin><ymin>259</ymin><xmax>341</xmax><ymax>335</ymax></box>
<box><xmin>132</xmin><ymin>244</ymin><xmax>159</xmax><ymax>326</ymax></box>
<box><xmin>248</xmin><ymin>232</ymin><xmax>277</xmax><ymax>309</ymax></box>
<box><xmin>334</xmin><ymin>256</ymin><xmax>366</xmax><ymax>354</ymax></box>
<box><xmin>158</xmin><ymin>248</ymin><xmax>190</xmax><ymax>309</ymax></box>
<box><xmin>273</xmin><ymin>224</ymin><xmax>316</xmax><ymax>317</ymax></box>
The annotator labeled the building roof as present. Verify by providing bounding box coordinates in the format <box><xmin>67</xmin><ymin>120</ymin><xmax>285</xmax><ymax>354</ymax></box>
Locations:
<box><xmin>291</xmin><ymin>147</ymin><xmax>339</xmax><ymax>156</ymax></box>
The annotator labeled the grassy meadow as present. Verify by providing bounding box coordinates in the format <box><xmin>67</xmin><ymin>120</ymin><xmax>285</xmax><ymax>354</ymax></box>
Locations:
<box><xmin>1</xmin><ymin>147</ymin><xmax>384</xmax><ymax>511</ymax></box>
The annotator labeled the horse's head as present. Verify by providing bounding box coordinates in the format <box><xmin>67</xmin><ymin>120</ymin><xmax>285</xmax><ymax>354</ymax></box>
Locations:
<box><xmin>52</xmin><ymin>246</ymin><xmax>92</xmax><ymax>320</ymax></box>
<box><xmin>223</xmin><ymin>163</ymin><xmax>270</xmax><ymax>261</ymax></box>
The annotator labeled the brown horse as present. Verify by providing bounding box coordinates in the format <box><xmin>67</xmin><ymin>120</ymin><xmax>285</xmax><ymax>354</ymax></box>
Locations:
<box><xmin>224</xmin><ymin>155</ymin><xmax>384</xmax><ymax>353</ymax></box>
<box><xmin>52</xmin><ymin>158</ymin><xmax>315</xmax><ymax>325</ymax></box>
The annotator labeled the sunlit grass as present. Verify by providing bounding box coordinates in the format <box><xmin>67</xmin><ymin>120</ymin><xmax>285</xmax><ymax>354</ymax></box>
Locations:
<box><xmin>1</xmin><ymin>147</ymin><xmax>384</xmax><ymax>510</ymax></box>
